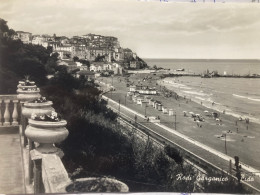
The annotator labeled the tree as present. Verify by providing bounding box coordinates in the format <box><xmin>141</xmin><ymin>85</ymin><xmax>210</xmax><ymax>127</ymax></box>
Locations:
<box><xmin>78</xmin><ymin>59</ymin><xmax>90</xmax><ymax>68</ymax></box>
<box><xmin>164</xmin><ymin>145</ymin><xmax>183</xmax><ymax>166</ymax></box>
<box><xmin>234</xmin><ymin>156</ymin><xmax>241</xmax><ymax>183</ymax></box>
<box><xmin>0</xmin><ymin>18</ymin><xmax>15</xmax><ymax>38</ymax></box>
<box><xmin>50</xmin><ymin>67</ymin><xmax>80</xmax><ymax>92</ymax></box>
<box><xmin>47</xmin><ymin>46</ymin><xmax>53</xmax><ymax>53</ymax></box>
<box><xmin>94</xmin><ymin>54</ymin><xmax>105</xmax><ymax>62</ymax></box>
<box><xmin>73</xmin><ymin>56</ymin><xmax>79</xmax><ymax>62</ymax></box>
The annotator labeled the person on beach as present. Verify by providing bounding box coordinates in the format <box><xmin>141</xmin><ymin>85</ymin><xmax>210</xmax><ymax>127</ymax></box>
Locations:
<box><xmin>212</xmin><ymin>102</ymin><xmax>215</xmax><ymax>106</ymax></box>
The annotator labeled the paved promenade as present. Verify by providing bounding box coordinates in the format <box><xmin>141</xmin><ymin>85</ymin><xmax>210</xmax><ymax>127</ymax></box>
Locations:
<box><xmin>0</xmin><ymin>127</ymin><xmax>25</xmax><ymax>194</ymax></box>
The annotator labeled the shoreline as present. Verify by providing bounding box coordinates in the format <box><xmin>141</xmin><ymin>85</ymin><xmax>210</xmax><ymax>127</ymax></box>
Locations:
<box><xmin>157</xmin><ymin>78</ymin><xmax>260</xmax><ymax>125</ymax></box>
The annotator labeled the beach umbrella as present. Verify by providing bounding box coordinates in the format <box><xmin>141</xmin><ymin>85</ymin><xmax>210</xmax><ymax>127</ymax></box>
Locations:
<box><xmin>216</xmin><ymin>118</ymin><xmax>220</xmax><ymax>121</ymax></box>
<box><xmin>204</xmin><ymin>110</ymin><xmax>209</xmax><ymax>113</ymax></box>
<box><xmin>189</xmin><ymin>112</ymin><xmax>194</xmax><ymax>115</ymax></box>
<box><xmin>196</xmin><ymin>114</ymin><xmax>200</xmax><ymax>116</ymax></box>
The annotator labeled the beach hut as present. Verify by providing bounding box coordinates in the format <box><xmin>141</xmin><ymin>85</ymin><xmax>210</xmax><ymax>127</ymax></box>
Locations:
<box><xmin>132</xmin><ymin>94</ymin><xmax>139</xmax><ymax>102</ymax></box>
<box><xmin>141</xmin><ymin>101</ymin><xmax>148</xmax><ymax>107</ymax></box>
<box><xmin>169</xmin><ymin>109</ymin><xmax>174</xmax><ymax>116</ymax></box>
<box><xmin>137</xmin><ymin>98</ymin><xmax>143</xmax><ymax>105</ymax></box>
<box><xmin>145</xmin><ymin>96</ymin><xmax>152</xmax><ymax>102</ymax></box>
<box><xmin>153</xmin><ymin>101</ymin><xmax>157</xmax><ymax>108</ymax></box>
<box><xmin>162</xmin><ymin>107</ymin><xmax>168</xmax><ymax>114</ymax></box>
<box><xmin>149</xmin><ymin>99</ymin><xmax>154</xmax><ymax>105</ymax></box>
<box><xmin>154</xmin><ymin>102</ymin><xmax>158</xmax><ymax>109</ymax></box>
<box><xmin>157</xmin><ymin>104</ymin><xmax>162</xmax><ymax>111</ymax></box>
<box><xmin>162</xmin><ymin>106</ymin><xmax>165</xmax><ymax>113</ymax></box>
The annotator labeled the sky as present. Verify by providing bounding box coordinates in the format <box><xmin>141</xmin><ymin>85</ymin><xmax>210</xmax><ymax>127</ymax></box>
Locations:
<box><xmin>0</xmin><ymin>0</ymin><xmax>260</xmax><ymax>59</ymax></box>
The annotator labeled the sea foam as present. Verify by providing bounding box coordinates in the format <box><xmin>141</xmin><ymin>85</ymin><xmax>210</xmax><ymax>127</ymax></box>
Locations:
<box><xmin>233</xmin><ymin>94</ymin><xmax>260</xmax><ymax>102</ymax></box>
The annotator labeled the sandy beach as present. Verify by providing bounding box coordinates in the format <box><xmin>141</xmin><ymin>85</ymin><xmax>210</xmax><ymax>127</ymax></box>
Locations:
<box><xmin>97</xmin><ymin>73</ymin><xmax>260</xmax><ymax>171</ymax></box>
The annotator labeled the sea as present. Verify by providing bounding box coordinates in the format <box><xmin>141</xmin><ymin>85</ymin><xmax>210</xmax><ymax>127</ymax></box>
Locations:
<box><xmin>144</xmin><ymin>59</ymin><xmax>260</xmax><ymax>124</ymax></box>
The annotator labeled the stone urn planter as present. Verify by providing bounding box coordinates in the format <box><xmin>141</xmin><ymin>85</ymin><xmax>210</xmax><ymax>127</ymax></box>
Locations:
<box><xmin>25</xmin><ymin>113</ymin><xmax>69</xmax><ymax>154</ymax></box>
<box><xmin>66</xmin><ymin>177</ymin><xmax>129</xmax><ymax>193</ymax></box>
<box><xmin>17</xmin><ymin>87</ymin><xmax>41</xmax><ymax>103</ymax></box>
<box><xmin>17</xmin><ymin>80</ymin><xmax>41</xmax><ymax>103</ymax></box>
<box><xmin>22</xmin><ymin>97</ymin><xmax>54</xmax><ymax>119</ymax></box>
<box><xmin>18</xmin><ymin>80</ymin><xmax>35</xmax><ymax>87</ymax></box>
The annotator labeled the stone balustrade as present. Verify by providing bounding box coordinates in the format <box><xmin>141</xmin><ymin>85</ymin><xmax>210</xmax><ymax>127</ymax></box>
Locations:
<box><xmin>16</xmin><ymin>80</ymin><xmax>70</xmax><ymax>193</ymax></box>
<box><xmin>0</xmin><ymin>95</ymin><xmax>20</xmax><ymax>126</ymax></box>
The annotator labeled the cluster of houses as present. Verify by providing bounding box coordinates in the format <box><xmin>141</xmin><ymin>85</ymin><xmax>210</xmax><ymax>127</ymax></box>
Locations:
<box><xmin>13</xmin><ymin>31</ymin><xmax>143</xmax><ymax>69</ymax></box>
<box><xmin>89</xmin><ymin>62</ymin><xmax>123</xmax><ymax>75</ymax></box>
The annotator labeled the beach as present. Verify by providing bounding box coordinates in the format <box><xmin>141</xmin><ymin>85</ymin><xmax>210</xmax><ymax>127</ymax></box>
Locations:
<box><xmin>159</xmin><ymin>77</ymin><xmax>260</xmax><ymax>124</ymax></box>
<box><xmin>97</xmin><ymin>73</ymin><xmax>260</xmax><ymax>170</ymax></box>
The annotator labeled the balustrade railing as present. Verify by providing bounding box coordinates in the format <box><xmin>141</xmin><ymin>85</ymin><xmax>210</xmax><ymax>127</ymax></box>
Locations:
<box><xmin>0</xmin><ymin>95</ymin><xmax>20</xmax><ymax>127</ymax></box>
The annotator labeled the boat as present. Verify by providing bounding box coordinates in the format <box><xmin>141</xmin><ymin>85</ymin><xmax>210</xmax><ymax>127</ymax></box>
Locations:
<box><xmin>176</xmin><ymin>68</ymin><xmax>185</xmax><ymax>71</ymax></box>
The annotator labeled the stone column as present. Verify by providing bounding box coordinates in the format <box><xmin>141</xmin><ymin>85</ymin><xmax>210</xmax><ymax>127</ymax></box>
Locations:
<box><xmin>12</xmin><ymin>100</ymin><xmax>19</xmax><ymax>126</ymax></box>
<box><xmin>0</xmin><ymin>99</ymin><xmax>2</xmax><ymax>126</ymax></box>
<box><xmin>3</xmin><ymin>99</ymin><xmax>10</xmax><ymax>126</ymax></box>
<box><xmin>19</xmin><ymin>102</ymin><xmax>24</xmax><ymax>133</ymax></box>
<box><xmin>21</xmin><ymin>112</ymin><xmax>28</xmax><ymax>147</ymax></box>
<box><xmin>33</xmin><ymin>158</ymin><xmax>44</xmax><ymax>193</ymax></box>
<box><xmin>28</xmin><ymin>139</ymin><xmax>34</xmax><ymax>184</ymax></box>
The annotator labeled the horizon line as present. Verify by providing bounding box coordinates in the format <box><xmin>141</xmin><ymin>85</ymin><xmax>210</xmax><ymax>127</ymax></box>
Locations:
<box><xmin>141</xmin><ymin>58</ymin><xmax>260</xmax><ymax>60</ymax></box>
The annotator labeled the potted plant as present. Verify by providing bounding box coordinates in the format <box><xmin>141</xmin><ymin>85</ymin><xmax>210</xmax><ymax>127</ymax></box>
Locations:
<box><xmin>22</xmin><ymin>97</ymin><xmax>54</xmax><ymax>118</ymax></box>
<box><xmin>17</xmin><ymin>78</ymin><xmax>41</xmax><ymax>102</ymax></box>
<box><xmin>66</xmin><ymin>177</ymin><xmax>129</xmax><ymax>193</ymax></box>
<box><xmin>25</xmin><ymin>111</ymin><xmax>69</xmax><ymax>153</ymax></box>
<box><xmin>17</xmin><ymin>75</ymin><xmax>36</xmax><ymax>88</ymax></box>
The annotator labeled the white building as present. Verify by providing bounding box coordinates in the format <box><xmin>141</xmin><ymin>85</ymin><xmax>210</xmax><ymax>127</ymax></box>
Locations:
<box><xmin>14</xmin><ymin>31</ymin><xmax>32</xmax><ymax>44</ymax></box>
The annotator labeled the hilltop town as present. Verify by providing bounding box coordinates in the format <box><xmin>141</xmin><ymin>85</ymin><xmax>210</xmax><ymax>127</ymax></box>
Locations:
<box><xmin>13</xmin><ymin>31</ymin><xmax>148</xmax><ymax>75</ymax></box>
